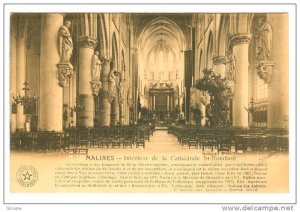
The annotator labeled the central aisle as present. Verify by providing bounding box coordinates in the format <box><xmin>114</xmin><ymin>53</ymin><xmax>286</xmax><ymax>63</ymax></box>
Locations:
<box><xmin>146</xmin><ymin>130</ymin><xmax>180</xmax><ymax>152</ymax></box>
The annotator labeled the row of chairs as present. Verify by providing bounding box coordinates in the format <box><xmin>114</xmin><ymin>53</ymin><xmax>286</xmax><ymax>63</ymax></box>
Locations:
<box><xmin>73</xmin><ymin>129</ymin><xmax>148</xmax><ymax>149</ymax></box>
<box><xmin>177</xmin><ymin>133</ymin><xmax>233</xmax><ymax>153</ymax></box>
<box><xmin>235</xmin><ymin>135</ymin><xmax>288</xmax><ymax>152</ymax></box>
<box><xmin>11</xmin><ymin>126</ymin><xmax>154</xmax><ymax>152</ymax></box>
<box><xmin>11</xmin><ymin>132</ymin><xmax>67</xmax><ymax>152</ymax></box>
<box><xmin>171</xmin><ymin>127</ymin><xmax>289</xmax><ymax>153</ymax></box>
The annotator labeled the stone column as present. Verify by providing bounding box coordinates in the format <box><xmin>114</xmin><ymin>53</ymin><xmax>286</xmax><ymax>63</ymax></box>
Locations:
<box><xmin>149</xmin><ymin>95</ymin><xmax>152</xmax><ymax>112</ymax></box>
<box><xmin>151</xmin><ymin>95</ymin><xmax>154</xmax><ymax>111</ymax></box>
<box><xmin>172</xmin><ymin>94</ymin><xmax>175</xmax><ymax>111</ymax></box>
<box><xmin>94</xmin><ymin>96</ymin><xmax>100</xmax><ymax>125</ymax></box>
<box><xmin>77</xmin><ymin>36</ymin><xmax>97</xmax><ymax>128</ymax></box>
<box><xmin>99</xmin><ymin>58</ymin><xmax>111</xmax><ymax>126</ymax></box>
<box><xmin>153</xmin><ymin>95</ymin><xmax>155</xmax><ymax>111</ymax></box>
<box><xmin>169</xmin><ymin>95</ymin><xmax>172</xmax><ymax>112</ymax></box>
<box><xmin>213</xmin><ymin>56</ymin><xmax>227</xmax><ymax>78</ymax></box>
<box><xmin>71</xmin><ymin>72</ymin><xmax>77</xmax><ymax>127</ymax></box>
<box><xmin>267</xmin><ymin>14</ymin><xmax>288</xmax><ymax>129</ymax></box>
<box><xmin>229</xmin><ymin>33</ymin><xmax>251</xmax><ymax>128</ymax></box>
<box><xmin>111</xmin><ymin>98</ymin><xmax>119</xmax><ymax>126</ymax></box>
<box><xmin>10</xmin><ymin>17</ymin><xmax>17</xmax><ymax>132</ymax></box>
<box><xmin>63</xmin><ymin>85</ymin><xmax>69</xmax><ymax>129</ymax></box>
<box><xmin>167</xmin><ymin>95</ymin><xmax>170</xmax><ymax>112</ymax></box>
<box><xmin>39</xmin><ymin>14</ymin><xmax>64</xmax><ymax>131</ymax></box>
<box><xmin>16</xmin><ymin>38</ymin><xmax>26</xmax><ymax>130</ymax></box>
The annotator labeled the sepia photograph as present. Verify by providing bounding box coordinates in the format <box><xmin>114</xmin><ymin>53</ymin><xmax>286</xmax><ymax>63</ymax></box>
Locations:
<box><xmin>2</xmin><ymin>1</ymin><xmax>298</xmax><ymax>212</ymax></box>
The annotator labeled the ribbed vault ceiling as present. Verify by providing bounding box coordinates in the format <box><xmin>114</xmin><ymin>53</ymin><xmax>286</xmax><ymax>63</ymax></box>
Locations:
<box><xmin>138</xmin><ymin>16</ymin><xmax>186</xmax><ymax>57</ymax></box>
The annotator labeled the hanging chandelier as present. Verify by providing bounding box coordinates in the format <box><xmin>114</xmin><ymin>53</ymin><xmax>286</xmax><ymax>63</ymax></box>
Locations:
<box><xmin>13</xmin><ymin>81</ymin><xmax>39</xmax><ymax>105</ymax></box>
<box><xmin>69</xmin><ymin>98</ymin><xmax>84</xmax><ymax>113</ymax></box>
<box><xmin>244</xmin><ymin>97</ymin><xmax>259</xmax><ymax>115</ymax></box>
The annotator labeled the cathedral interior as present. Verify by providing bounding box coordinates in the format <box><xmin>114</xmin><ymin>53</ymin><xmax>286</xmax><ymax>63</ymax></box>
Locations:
<box><xmin>9</xmin><ymin>13</ymin><xmax>289</xmax><ymax>152</ymax></box>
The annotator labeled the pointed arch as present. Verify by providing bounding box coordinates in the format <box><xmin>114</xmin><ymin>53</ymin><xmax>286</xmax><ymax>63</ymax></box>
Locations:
<box><xmin>199</xmin><ymin>49</ymin><xmax>203</xmax><ymax>78</ymax></box>
<box><xmin>121</xmin><ymin>49</ymin><xmax>125</xmax><ymax>71</ymax></box>
<box><xmin>121</xmin><ymin>49</ymin><xmax>125</xmax><ymax>80</ymax></box>
<box><xmin>97</xmin><ymin>14</ymin><xmax>108</xmax><ymax>58</ymax></box>
<box><xmin>217</xmin><ymin>14</ymin><xmax>230</xmax><ymax>56</ymax></box>
<box><xmin>206</xmin><ymin>31</ymin><xmax>214</xmax><ymax>68</ymax></box>
<box><xmin>111</xmin><ymin>32</ymin><xmax>118</xmax><ymax>70</ymax></box>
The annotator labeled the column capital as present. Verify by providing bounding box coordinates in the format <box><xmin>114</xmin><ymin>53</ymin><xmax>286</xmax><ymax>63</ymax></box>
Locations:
<box><xmin>78</xmin><ymin>36</ymin><xmax>97</xmax><ymax>49</ymax></box>
<box><xmin>229</xmin><ymin>33</ymin><xmax>251</xmax><ymax>48</ymax></box>
<box><xmin>213</xmin><ymin>55</ymin><xmax>227</xmax><ymax>65</ymax></box>
<box><xmin>100</xmin><ymin>57</ymin><xmax>111</xmax><ymax>63</ymax></box>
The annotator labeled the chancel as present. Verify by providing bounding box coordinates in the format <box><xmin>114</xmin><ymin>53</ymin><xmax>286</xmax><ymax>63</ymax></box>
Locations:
<box><xmin>10</xmin><ymin>13</ymin><xmax>288</xmax><ymax>153</ymax></box>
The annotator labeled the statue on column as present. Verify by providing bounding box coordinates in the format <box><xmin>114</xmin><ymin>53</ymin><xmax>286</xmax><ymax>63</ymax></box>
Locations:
<box><xmin>58</xmin><ymin>20</ymin><xmax>73</xmax><ymax>63</ymax></box>
<box><xmin>226</xmin><ymin>53</ymin><xmax>236</xmax><ymax>81</ymax></box>
<box><xmin>254</xmin><ymin>17</ymin><xmax>274</xmax><ymax>83</ymax></box>
<box><xmin>118</xmin><ymin>76</ymin><xmax>125</xmax><ymax>105</ymax></box>
<box><xmin>225</xmin><ymin>53</ymin><xmax>236</xmax><ymax>96</ymax></box>
<box><xmin>254</xmin><ymin>17</ymin><xmax>272</xmax><ymax>61</ymax></box>
<box><xmin>57</xmin><ymin>20</ymin><xmax>73</xmax><ymax>87</ymax></box>
<box><xmin>90</xmin><ymin>51</ymin><xmax>102</xmax><ymax>95</ymax></box>
<box><xmin>108</xmin><ymin>70</ymin><xmax>119</xmax><ymax>102</ymax></box>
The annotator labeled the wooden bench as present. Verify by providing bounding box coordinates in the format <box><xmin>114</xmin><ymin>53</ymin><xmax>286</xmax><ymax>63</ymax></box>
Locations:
<box><xmin>64</xmin><ymin>147</ymin><xmax>88</xmax><ymax>155</ymax></box>
<box><xmin>75</xmin><ymin>148</ymin><xmax>88</xmax><ymax>155</ymax></box>
<box><xmin>188</xmin><ymin>137</ymin><xmax>198</xmax><ymax>148</ymax></box>
<box><xmin>216</xmin><ymin>135</ymin><xmax>232</xmax><ymax>154</ymax></box>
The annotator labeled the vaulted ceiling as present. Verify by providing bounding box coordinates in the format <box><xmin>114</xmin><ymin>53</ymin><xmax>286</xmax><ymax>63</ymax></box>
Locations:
<box><xmin>132</xmin><ymin>14</ymin><xmax>192</xmax><ymax>55</ymax></box>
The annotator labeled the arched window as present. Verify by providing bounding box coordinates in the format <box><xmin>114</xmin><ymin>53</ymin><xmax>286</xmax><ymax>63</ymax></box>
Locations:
<box><xmin>158</xmin><ymin>49</ymin><xmax>164</xmax><ymax>79</ymax></box>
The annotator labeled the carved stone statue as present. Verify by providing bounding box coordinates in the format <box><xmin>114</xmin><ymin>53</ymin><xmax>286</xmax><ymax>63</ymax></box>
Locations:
<box><xmin>226</xmin><ymin>53</ymin><xmax>236</xmax><ymax>81</ymax></box>
<box><xmin>255</xmin><ymin>17</ymin><xmax>272</xmax><ymax>61</ymax></box>
<box><xmin>109</xmin><ymin>70</ymin><xmax>117</xmax><ymax>93</ymax></box>
<box><xmin>108</xmin><ymin>70</ymin><xmax>119</xmax><ymax>102</ymax></box>
<box><xmin>118</xmin><ymin>80</ymin><xmax>125</xmax><ymax>104</ymax></box>
<box><xmin>58</xmin><ymin>20</ymin><xmax>73</xmax><ymax>63</ymax></box>
<box><xmin>91</xmin><ymin>51</ymin><xmax>101</xmax><ymax>81</ymax></box>
<box><xmin>90</xmin><ymin>51</ymin><xmax>102</xmax><ymax>95</ymax></box>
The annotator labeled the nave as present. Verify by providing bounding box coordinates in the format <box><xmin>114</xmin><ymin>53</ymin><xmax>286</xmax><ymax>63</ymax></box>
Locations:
<box><xmin>10</xmin><ymin>13</ymin><xmax>289</xmax><ymax>154</ymax></box>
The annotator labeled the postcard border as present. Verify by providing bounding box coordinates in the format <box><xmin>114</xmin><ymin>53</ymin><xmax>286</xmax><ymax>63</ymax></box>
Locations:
<box><xmin>2</xmin><ymin>2</ymin><xmax>298</xmax><ymax>205</ymax></box>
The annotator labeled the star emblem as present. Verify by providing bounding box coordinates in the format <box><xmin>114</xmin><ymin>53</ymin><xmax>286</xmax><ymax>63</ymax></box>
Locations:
<box><xmin>23</xmin><ymin>171</ymin><xmax>32</xmax><ymax>181</ymax></box>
